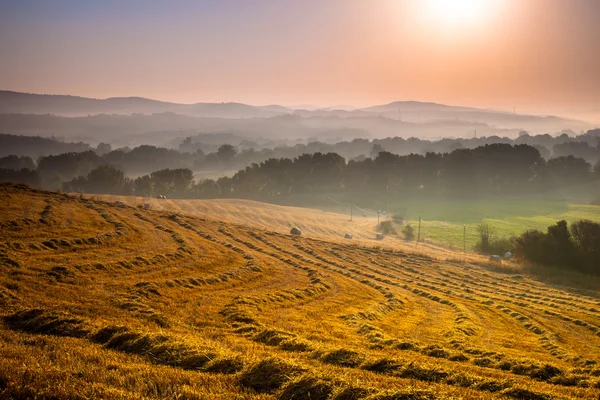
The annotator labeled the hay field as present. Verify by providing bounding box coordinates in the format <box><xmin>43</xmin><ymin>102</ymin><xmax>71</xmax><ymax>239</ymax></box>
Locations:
<box><xmin>86</xmin><ymin>194</ymin><xmax>487</xmax><ymax>261</ymax></box>
<box><xmin>2</xmin><ymin>184</ymin><xmax>600</xmax><ymax>399</ymax></box>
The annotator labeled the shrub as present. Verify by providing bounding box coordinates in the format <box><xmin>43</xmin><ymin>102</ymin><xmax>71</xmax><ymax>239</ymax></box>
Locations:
<box><xmin>402</xmin><ymin>224</ymin><xmax>415</xmax><ymax>241</ymax></box>
<box><xmin>475</xmin><ymin>223</ymin><xmax>514</xmax><ymax>255</ymax></box>
<box><xmin>514</xmin><ymin>229</ymin><xmax>547</xmax><ymax>263</ymax></box>
<box><xmin>378</xmin><ymin>221</ymin><xmax>397</xmax><ymax>235</ymax></box>
<box><xmin>475</xmin><ymin>223</ymin><xmax>496</xmax><ymax>254</ymax></box>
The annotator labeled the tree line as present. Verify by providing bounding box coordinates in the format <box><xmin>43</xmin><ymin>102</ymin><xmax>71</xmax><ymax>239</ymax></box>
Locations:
<box><xmin>2</xmin><ymin>143</ymin><xmax>599</xmax><ymax>204</ymax></box>
<box><xmin>2</xmin><ymin>128</ymin><xmax>599</xmax><ymax>176</ymax></box>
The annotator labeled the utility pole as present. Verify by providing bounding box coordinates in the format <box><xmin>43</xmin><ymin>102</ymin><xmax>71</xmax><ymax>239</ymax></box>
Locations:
<box><xmin>417</xmin><ymin>216</ymin><xmax>421</xmax><ymax>245</ymax></box>
<box><xmin>377</xmin><ymin>210</ymin><xmax>380</xmax><ymax>228</ymax></box>
<box><xmin>350</xmin><ymin>204</ymin><xmax>353</xmax><ymax>222</ymax></box>
<box><xmin>463</xmin><ymin>224</ymin><xmax>466</xmax><ymax>253</ymax></box>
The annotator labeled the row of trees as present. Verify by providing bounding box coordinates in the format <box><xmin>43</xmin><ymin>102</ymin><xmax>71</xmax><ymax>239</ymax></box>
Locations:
<box><xmin>45</xmin><ymin>144</ymin><xmax>600</xmax><ymax>201</ymax></box>
<box><xmin>3</xmin><ymin>143</ymin><xmax>599</xmax><ymax>201</ymax></box>
<box><xmin>3</xmin><ymin>128</ymin><xmax>599</xmax><ymax>177</ymax></box>
<box><xmin>201</xmin><ymin>144</ymin><xmax>600</xmax><ymax>203</ymax></box>
<box><xmin>62</xmin><ymin>166</ymin><xmax>195</xmax><ymax>198</ymax></box>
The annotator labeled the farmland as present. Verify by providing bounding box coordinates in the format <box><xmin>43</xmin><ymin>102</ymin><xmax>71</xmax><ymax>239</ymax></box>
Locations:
<box><xmin>1</xmin><ymin>184</ymin><xmax>600</xmax><ymax>399</ymax></box>
<box><xmin>90</xmin><ymin>193</ymin><xmax>600</xmax><ymax>251</ymax></box>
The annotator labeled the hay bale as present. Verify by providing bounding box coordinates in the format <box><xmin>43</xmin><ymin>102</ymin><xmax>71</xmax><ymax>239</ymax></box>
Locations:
<box><xmin>344</xmin><ymin>233</ymin><xmax>353</xmax><ymax>239</ymax></box>
<box><xmin>290</xmin><ymin>227</ymin><xmax>302</xmax><ymax>235</ymax></box>
<box><xmin>490</xmin><ymin>255</ymin><xmax>502</xmax><ymax>263</ymax></box>
<box><xmin>376</xmin><ymin>233</ymin><xmax>384</xmax><ymax>240</ymax></box>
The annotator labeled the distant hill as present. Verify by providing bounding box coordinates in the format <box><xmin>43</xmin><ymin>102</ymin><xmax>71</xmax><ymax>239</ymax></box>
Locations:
<box><xmin>0</xmin><ymin>91</ymin><xmax>293</xmax><ymax>119</ymax></box>
<box><xmin>0</xmin><ymin>90</ymin><xmax>594</xmax><ymax>141</ymax></box>
<box><xmin>358</xmin><ymin>101</ymin><xmax>591</xmax><ymax>131</ymax></box>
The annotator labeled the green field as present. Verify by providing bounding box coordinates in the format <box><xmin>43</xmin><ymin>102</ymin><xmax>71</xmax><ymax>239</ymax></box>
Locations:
<box><xmin>392</xmin><ymin>198</ymin><xmax>600</xmax><ymax>251</ymax></box>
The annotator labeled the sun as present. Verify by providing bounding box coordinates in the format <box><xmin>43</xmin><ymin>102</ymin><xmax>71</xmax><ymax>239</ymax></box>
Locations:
<box><xmin>420</xmin><ymin>0</ymin><xmax>501</xmax><ymax>27</ymax></box>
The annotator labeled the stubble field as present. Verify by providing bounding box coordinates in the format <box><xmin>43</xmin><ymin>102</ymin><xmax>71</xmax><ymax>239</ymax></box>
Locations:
<box><xmin>1</xmin><ymin>184</ymin><xmax>600</xmax><ymax>399</ymax></box>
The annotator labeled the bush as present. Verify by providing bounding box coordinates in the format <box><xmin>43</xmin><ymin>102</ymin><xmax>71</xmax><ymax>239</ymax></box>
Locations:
<box><xmin>475</xmin><ymin>223</ymin><xmax>495</xmax><ymax>253</ymax></box>
<box><xmin>474</xmin><ymin>223</ymin><xmax>514</xmax><ymax>255</ymax></box>
<box><xmin>402</xmin><ymin>224</ymin><xmax>415</xmax><ymax>241</ymax></box>
<box><xmin>378</xmin><ymin>220</ymin><xmax>397</xmax><ymax>235</ymax></box>
<box><xmin>514</xmin><ymin>230</ymin><xmax>547</xmax><ymax>264</ymax></box>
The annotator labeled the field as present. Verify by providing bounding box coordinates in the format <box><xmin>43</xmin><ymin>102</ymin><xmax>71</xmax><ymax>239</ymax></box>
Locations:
<box><xmin>90</xmin><ymin>193</ymin><xmax>600</xmax><ymax>252</ymax></box>
<box><xmin>2</xmin><ymin>184</ymin><xmax>600</xmax><ymax>399</ymax></box>
<box><xmin>395</xmin><ymin>198</ymin><xmax>600</xmax><ymax>250</ymax></box>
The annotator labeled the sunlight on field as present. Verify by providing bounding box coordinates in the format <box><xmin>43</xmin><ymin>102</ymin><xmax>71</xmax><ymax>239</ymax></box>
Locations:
<box><xmin>2</xmin><ymin>185</ymin><xmax>600</xmax><ymax>399</ymax></box>
<box><xmin>88</xmin><ymin>193</ymin><xmax>492</xmax><ymax>262</ymax></box>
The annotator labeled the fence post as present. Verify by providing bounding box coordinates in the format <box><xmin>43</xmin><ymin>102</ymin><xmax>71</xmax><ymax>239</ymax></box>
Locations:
<box><xmin>416</xmin><ymin>216</ymin><xmax>421</xmax><ymax>245</ymax></box>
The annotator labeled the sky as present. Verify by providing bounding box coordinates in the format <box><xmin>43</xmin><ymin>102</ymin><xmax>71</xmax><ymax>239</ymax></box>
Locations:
<box><xmin>1</xmin><ymin>0</ymin><xmax>599</xmax><ymax>119</ymax></box>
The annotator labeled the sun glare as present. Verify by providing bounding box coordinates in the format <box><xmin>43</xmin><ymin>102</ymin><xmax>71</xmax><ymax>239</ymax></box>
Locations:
<box><xmin>419</xmin><ymin>0</ymin><xmax>503</xmax><ymax>28</ymax></box>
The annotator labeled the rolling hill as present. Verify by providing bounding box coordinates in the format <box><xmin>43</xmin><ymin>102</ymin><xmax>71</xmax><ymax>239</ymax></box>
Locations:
<box><xmin>1</xmin><ymin>184</ymin><xmax>600</xmax><ymax>399</ymax></box>
<box><xmin>0</xmin><ymin>91</ymin><xmax>293</xmax><ymax>119</ymax></box>
<box><xmin>0</xmin><ymin>90</ymin><xmax>592</xmax><ymax>137</ymax></box>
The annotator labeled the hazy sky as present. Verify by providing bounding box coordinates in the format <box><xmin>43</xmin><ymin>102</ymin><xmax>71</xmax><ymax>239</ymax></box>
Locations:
<box><xmin>1</xmin><ymin>0</ymin><xmax>599</xmax><ymax>117</ymax></box>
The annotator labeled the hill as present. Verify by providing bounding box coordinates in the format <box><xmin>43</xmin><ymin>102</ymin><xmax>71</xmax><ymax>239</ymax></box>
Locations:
<box><xmin>0</xmin><ymin>91</ymin><xmax>592</xmax><ymax>139</ymax></box>
<box><xmin>359</xmin><ymin>101</ymin><xmax>590</xmax><ymax>132</ymax></box>
<box><xmin>88</xmin><ymin>192</ymin><xmax>600</xmax><ymax>253</ymax></box>
<box><xmin>1</xmin><ymin>184</ymin><xmax>600</xmax><ymax>399</ymax></box>
<box><xmin>0</xmin><ymin>91</ymin><xmax>292</xmax><ymax>119</ymax></box>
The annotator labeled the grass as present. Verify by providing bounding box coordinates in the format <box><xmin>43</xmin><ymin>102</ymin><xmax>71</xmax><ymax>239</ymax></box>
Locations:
<box><xmin>1</xmin><ymin>183</ymin><xmax>600</xmax><ymax>399</ymax></box>
<box><xmin>395</xmin><ymin>198</ymin><xmax>600</xmax><ymax>250</ymax></box>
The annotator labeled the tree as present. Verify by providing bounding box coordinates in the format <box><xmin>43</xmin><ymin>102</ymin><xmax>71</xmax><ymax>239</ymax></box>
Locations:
<box><xmin>0</xmin><ymin>155</ymin><xmax>35</xmax><ymax>170</ymax></box>
<box><xmin>546</xmin><ymin>156</ymin><xmax>591</xmax><ymax>184</ymax></box>
<box><xmin>0</xmin><ymin>168</ymin><xmax>40</xmax><ymax>188</ymax></box>
<box><xmin>370</xmin><ymin>144</ymin><xmax>385</xmax><ymax>159</ymax></box>
<box><xmin>96</xmin><ymin>143</ymin><xmax>112</xmax><ymax>155</ymax></box>
<box><xmin>150</xmin><ymin>168</ymin><xmax>193</xmax><ymax>198</ymax></box>
<box><xmin>85</xmin><ymin>165</ymin><xmax>127</xmax><ymax>194</ymax></box>
<box><xmin>475</xmin><ymin>223</ymin><xmax>496</xmax><ymax>254</ymax></box>
<box><xmin>402</xmin><ymin>224</ymin><xmax>415</xmax><ymax>241</ymax></box>
<box><xmin>63</xmin><ymin>165</ymin><xmax>129</xmax><ymax>195</ymax></box>
<box><xmin>37</xmin><ymin>151</ymin><xmax>105</xmax><ymax>190</ymax></box>
<box><xmin>133</xmin><ymin>175</ymin><xmax>154</xmax><ymax>197</ymax></box>
<box><xmin>570</xmin><ymin>220</ymin><xmax>600</xmax><ymax>274</ymax></box>
<box><xmin>217</xmin><ymin>144</ymin><xmax>238</xmax><ymax>165</ymax></box>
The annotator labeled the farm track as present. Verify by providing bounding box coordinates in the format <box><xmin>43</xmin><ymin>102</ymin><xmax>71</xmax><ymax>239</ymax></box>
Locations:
<box><xmin>1</xmin><ymin>184</ymin><xmax>600</xmax><ymax>399</ymax></box>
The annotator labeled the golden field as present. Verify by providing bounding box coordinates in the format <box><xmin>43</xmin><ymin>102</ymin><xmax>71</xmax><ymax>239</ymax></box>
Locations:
<box><xmin>1</xmin><ymin>184</ymin><xmax>600</xmax><ymax>399</ymax></box>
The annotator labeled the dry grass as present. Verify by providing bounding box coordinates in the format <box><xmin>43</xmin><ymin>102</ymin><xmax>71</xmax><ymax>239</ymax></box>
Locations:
<box><xmin>1</xmin><ymin>184</ymin><xmax>599</xmax><ymax>399</ymax></box>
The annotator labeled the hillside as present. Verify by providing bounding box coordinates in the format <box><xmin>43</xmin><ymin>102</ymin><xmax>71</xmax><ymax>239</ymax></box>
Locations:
<box><xmin>1</xmin><ymin>184</ymin><xmax>600</xmax><ymax>399</ymax></box>
<box><xmin>86</xmin><ymin>193</ymin><xmax>600</xmax><ymax>255</ymax></box>
<box><xmin>83</xmin><ymin>194</ymin><xmax>485</xmax><ymax>261</ymax></box>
